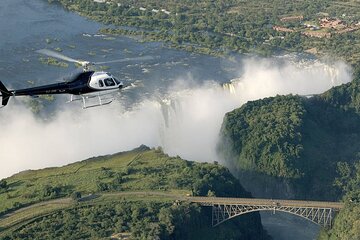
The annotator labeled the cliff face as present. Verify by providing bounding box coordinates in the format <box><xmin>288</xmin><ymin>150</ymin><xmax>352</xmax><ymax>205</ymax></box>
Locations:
<box><xmin>218</xmin><ymin>77</ymin><xmax>360</xmax><ymax>200</ymax></box>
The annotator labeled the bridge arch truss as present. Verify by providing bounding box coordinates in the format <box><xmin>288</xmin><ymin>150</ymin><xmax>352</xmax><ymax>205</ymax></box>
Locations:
<box><xmin>211</xmin><ymin>204</ymin><xmax>335</xmax><ymax>228</ymax></box>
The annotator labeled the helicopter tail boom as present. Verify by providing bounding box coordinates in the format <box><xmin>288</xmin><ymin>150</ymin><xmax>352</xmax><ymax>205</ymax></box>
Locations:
<box><xmin>0</xmin><ymin>81</ymin><xmax>12</xmax><ymax>107</ymax></box>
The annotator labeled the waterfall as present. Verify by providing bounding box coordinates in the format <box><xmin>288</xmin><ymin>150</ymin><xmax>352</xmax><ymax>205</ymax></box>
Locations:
<box><xmin>221</xmin><ymin>57</ymin><xmax>351</xmax><ymax>98</ymax></box>
<box><xmin>0</xmin><ymin>56</ymin><xmax>352</xmax><ymax>179</ymax></box>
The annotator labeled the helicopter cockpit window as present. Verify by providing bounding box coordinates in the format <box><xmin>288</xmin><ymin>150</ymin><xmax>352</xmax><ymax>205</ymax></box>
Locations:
<box><xmin>113</xmin><ymin>78</ymin><xmax>120</xmax><ymax>84</ymax></box>
<box><xmin>104</xmin><ymin>78</ymin><xmax>115</xmax><ymax>87</ymax></box>
<box><xmin>99</xmin><ymin>80</ymin><xmax>104</xmax><ymax>87</ymax></box>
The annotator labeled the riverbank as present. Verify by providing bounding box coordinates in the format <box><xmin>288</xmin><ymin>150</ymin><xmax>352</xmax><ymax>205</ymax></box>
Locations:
<box><xmin>51</xmin><ymin>0</ymin><xmax>360</xmax><ymax>65</ymax></box>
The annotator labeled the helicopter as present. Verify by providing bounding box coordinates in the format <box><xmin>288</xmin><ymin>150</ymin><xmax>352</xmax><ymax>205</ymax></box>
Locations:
<box><xmin>0</xmin><ymin>49</ymin><xmax>149</xmax><ymax>109</ymax></box>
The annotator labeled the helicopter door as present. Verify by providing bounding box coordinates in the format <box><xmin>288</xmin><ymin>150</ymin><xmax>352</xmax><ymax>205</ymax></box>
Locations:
<box><xmin>99</xmin><ymin>80</ymin><xmax>104</xmax><ymax>87</ymax></box>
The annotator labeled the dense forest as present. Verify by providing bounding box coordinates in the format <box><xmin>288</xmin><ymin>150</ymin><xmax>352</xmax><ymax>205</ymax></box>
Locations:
<box><xmin>218</xmin><ymin>74</ymin><xmax>360</xmax><ymax>199</ymax></box>
<box><xmin>2</xmin><ymin>0</ymin><xmax>359</xmax><ymax>238</ymax></box>
<box><xmin>0</xmin><ymin>146</ymin><xmax>270</xmax><ymax>239</ymax></box>
<box><xmin>319</xmin><ymin>160</ymin><xmax>360</xmax><ymax>240</ymax></box>
<box><xmin>2</xmin><ymin>200</ymin><xmax>270</xmax><ymax>240</ymax></box>
<box><xmin>218</xmin><ymin>73</ymin><xmax>360</xmax><ymax>239</ymax></box>
<box><xmin>49</xmin><ymin>0</ymin><xmax>360</xmax><ymax>63</ymax></box>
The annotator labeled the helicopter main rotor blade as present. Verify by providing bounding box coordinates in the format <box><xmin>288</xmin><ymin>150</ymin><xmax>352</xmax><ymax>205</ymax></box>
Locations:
<box><xmin>37</xmin><ymin>49</ymin><xmax>155</xmax><ymax>68</ymax></box>
<box><xmin>37</xmin><ymin>49</ymin><xmax>82</xmax><ymax>64</ymax></box>
<box><xmin>93</xmin><ymin>56</ymin><xmax>154</xmax><ymax>65</ymax></box>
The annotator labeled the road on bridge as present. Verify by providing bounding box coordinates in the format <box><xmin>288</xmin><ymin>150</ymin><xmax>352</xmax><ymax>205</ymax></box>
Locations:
<box><xmin>186</xmin><ymin>196</ymin><xmax>344</xmax><ymax>209</ymax></box>
<box><xmin>101</xmin><ymin>191</ymin><xmax>344</xmax><ymax>209</ymax></box>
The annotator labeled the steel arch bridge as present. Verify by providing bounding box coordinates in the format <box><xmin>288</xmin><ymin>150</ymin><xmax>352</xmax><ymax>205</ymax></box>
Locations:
<box><xmin>186</xmin><ymin>197</ymin><xmax>344</xmax><ymax>228</ymax></box>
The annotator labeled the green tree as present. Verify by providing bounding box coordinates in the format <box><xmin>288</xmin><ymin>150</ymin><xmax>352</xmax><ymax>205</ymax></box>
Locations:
<box><xmin>0</xmin><ymin>180</ymin><xmax>8</xmax><ymax>190</ymax></box>
<box><xmin>71</xmin><ymin>191</ymin><xmax>82</xmax><ymax>201</ymax></box>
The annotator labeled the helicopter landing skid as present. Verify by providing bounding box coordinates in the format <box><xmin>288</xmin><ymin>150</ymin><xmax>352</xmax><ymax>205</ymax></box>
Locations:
<box><xmin>68</xmin><ymin>94</ymin><xmax>114</xmax><ymax>109</ymax></box>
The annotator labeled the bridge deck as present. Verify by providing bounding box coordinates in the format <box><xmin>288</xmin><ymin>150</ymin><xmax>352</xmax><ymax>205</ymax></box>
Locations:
<box><xmin>187</xmin><ymin>196</ymin><xmax>344</xmax><ymax>209</ymax></box>
<box><xmin>102</xmin><ymin>192</ymin><xmax>344</xmax><ymax>209</ymax></box>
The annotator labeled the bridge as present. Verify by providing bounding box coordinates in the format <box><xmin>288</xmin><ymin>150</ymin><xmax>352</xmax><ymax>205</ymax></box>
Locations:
<box><xmin>0</xmin><ymin>191</ymin><xmax>344</xmax><ymax>233</ymax></box>
<box><xmin>105</xmin><ymin>192</ymin><xmax>344</xmax><ymax>228</ymax></box>
<box><xmin>185</xmin><ymin>196</ymin><xmax>344</xmax><ymax>228</ymax></box>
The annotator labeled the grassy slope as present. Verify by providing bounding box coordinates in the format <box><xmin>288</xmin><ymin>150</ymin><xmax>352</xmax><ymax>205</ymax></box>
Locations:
<box><xmin>0</xmin><ymin>146</ymin><xmax>270</xmax><ymax>239</ymax></box>
<box><xmin>0</xmin><ymin>146</ymin><xmax>185</xmax><ymax>213</ymax></box>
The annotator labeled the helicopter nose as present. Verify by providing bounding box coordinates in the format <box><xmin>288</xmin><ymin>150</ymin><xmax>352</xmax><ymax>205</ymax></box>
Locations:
<box><xmin>119</xmin><ymin>82</ymin><xmax>124</xmax><ymax>90</ymax></box>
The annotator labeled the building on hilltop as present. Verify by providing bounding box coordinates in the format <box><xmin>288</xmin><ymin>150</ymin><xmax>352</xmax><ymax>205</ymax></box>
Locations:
<box><xmin>302</xmin><ymin>31</ymin><xmax>331</xmax><ymax>38</ymax></box>
<box><xmin>319</xmin><ymin>17</ymin><xmax>346</xmax><ymax>29</ymax></box>
<box><xmin>161</xmin><ymin>9</ymin><xmax>171</xmax><ymax>15</ymax></box>
<box><xmin>336</xmin><ymin>26</ymin><xmax>360</xmax><ymax>34</ymax></box>
<box><xmin>280</xmin><ymin>15</ymin><xmax>304</xmax><ymax>22</ymax></box>
<box><xmin>272</xmin><ymin>26</ymin><xmax>294</xmax><ymax>33</ymax></box>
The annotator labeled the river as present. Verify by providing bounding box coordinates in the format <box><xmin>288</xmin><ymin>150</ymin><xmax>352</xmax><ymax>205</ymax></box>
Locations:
<box><xmin>0</xmin><ymin>0</ymin><xmax>349</xmax><ymax>239</ymax></box>
<box><xmin>0</xmin><ymin>0</ymin><xmax>238</xmax><ymax>103</ymax></box>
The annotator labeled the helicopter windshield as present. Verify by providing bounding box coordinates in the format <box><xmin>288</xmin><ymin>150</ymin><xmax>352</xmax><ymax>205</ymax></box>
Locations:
<box><xmin>113</xmin><ymin>78</ymin><xmax>120</xmax><ymax>84</ymax></box>
<box><xmin>104</xmin><ymin>78</ymin><xmax>115</xmax><ymax>86</ymax></box>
